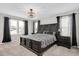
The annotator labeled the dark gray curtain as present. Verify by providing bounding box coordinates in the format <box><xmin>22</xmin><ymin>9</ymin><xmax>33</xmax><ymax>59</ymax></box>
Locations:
<box><xmin>24</xmin><ymin>21</ymin><xmax>28</xmax><ymax>35</ymax></box>
<box><xmin>56</xmin><ymin>16</ymin><xmax>60</xmax><ymax>37</ymax></box>
<box><xmin>33</xmin><ymin>21</ymin><xmax>35</xmax><ymax>33</ymax></box>
<box><xmin>57</xmin><ymin>16</ymin><xmax>60</xmax><ymax>31</ymax></box>
<box><xmin>37</xmin><ymin>21</ymin><xmax>40</xmax><ymax>33</ymax></box>
<box><xmin>72</xmin><ymin>13</ymin><xmax>77</xmax><ymax>46</ymax></box>
<box><xmin>2</xmin><ymin>17</ymin><xmax>11</xmax><ymax>43</ymax></box>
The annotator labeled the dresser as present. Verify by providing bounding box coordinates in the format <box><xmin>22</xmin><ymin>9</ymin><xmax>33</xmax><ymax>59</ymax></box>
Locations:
<box><xmin>56</xmin><ymin>32</ymin><xmax>71</xmax><ymax>49</ymax></box>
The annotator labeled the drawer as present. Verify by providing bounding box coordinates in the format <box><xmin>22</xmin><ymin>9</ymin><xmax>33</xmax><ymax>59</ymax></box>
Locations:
<box><xmin>31</xmin><ymin>40</ymin><xmax>41</xmax><ymax>52</ymax></box>
<box><xmin>57</xmin><ymin>41</ymin><xmax>71</xmax><ymax>48</ymax></box>
<box><xmin>21</xmin><ymin>38</ymin><xmax>25</xmax><ymax>45</ymax></box>
<box><xmin>32</xmin><ymin>44</ymin><xmax>39</xmax><ymax>52</ymax></box>
<box><xmin>20</xmin><ymin>38</ymin><xmax>31</xmax><ymax>48</ymax></box>
<box><xmin>58</xmin><ymin>41</ymin><xmax>70</xmax><ymax>45</ymax></box>
<box><xmin>58</xmin><ymin>37</ymin><xmax>70</xmax><ymax>42</ymax></box>
<box><xmin>26</xmin><ymin>39</ymin><xmax>31</xmax><ymax>48</ymax></box>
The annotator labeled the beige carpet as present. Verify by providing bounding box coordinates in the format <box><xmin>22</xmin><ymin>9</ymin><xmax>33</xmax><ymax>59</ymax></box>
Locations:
<box><xmin>0</xmin><ymin>41</ymin><xmax>79</xmax><ymax>56</ymax></box>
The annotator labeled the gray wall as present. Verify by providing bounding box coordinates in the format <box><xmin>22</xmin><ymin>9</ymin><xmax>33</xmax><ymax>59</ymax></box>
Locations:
<box><xmin>40</xmin><ymin>17</ymin><xmax>57</xmax><ymax>25</ymax></box>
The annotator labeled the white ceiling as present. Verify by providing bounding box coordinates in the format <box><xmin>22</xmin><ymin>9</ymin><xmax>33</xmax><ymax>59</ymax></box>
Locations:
<box><xmin>0</xmin><ymin>3</ymin><xmax>79</xmax><ymax>19</ymax></box>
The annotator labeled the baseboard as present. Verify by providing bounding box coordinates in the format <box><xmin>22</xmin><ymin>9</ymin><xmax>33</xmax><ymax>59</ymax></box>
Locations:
<box><xmin>0</xmin><ymin>43</ymin><xmax>3</xmax><ymax>44</ymax></box>
<box><xmin>72</xmin><ymin>46</ymin><xmax>79</xmax><ymax>48</ymax></box>
<box><xmin>77</xmin><ymin>46</ymin><xmax>79</xmax><ymax>48</ymax></box>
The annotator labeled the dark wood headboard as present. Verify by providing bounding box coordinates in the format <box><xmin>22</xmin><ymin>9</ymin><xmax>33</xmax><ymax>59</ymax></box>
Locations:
<box><xmin>38</xmin><ymin>23</ymin><xmax>58</xmax><ymax>33</ymax></box>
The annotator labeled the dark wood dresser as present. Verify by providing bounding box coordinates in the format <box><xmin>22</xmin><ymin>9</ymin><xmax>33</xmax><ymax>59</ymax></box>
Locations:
<box><xmin>57</xmin><ymin>36</ymin><xmax>71</xmax><ymax>49</ymax></box>
<box><xmin>56</xmin><ymin>32</ymin><xmax>71</xmax><ymax>49</ymax></box>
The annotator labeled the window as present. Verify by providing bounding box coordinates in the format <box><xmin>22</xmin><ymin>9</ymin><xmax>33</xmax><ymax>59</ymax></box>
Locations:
<box><xmin>9</xmin><ymin>19</ymin><xmax>25</xmax><ymax>35</ymax></box>
<box><xmin>60</xmin><ymin>15</ymin><xmax>72</xmax><ymax>36</ymax></box>
<box><xmin>19</xmin><ymin>21</ymin><xmax>25</xmax><ymax>34</ymax></box>
<box><xmin>34</xmin><ymin>21</ymin><xmax>38</xmax><ymax>33</ymax></box>
<box><xmin>9</xmin><ymin>20</ymin><xmax>17</xmax><ymax>35</ymax></box>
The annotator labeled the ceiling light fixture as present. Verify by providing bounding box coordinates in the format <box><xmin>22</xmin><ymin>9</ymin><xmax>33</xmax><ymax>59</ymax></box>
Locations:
<box><xmin>27</xmin><ymin>9</ymin><xmax>35</xmax><ymax>18</ymax></box>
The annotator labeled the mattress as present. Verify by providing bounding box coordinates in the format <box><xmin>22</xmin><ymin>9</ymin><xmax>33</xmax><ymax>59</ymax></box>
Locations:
<box><xmin>21</xmin><ymin>34</ymin><xmax>57</xmax><ymax>48</ymax></box>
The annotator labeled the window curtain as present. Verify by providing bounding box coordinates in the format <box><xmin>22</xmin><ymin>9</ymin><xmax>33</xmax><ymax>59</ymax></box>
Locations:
<box><xmin>33</xmin><ymin>21</ymin><xmax>35</xmax><ymax>33</ymax></box>
<box><xmin>57</xmin><ymin>16</ymin><xmax>60</xmax><ymax>31</ymax></box>
<box><xmin>60</xmin><ymin>15</ymin><xmax>72</xmax><ymax>36</ymax></box>
<box><xmin>37</xmin><ymin>21</ymin><xmax>40</xmax><ymax>33</ymax></box>
<box><xmin>33</xmin><ymin>21</ymin><xmax>40</xmax><ymax>33</ymax></box>
<box><xmin>2</xmin><ymin>17</ymin><xmax>11</xmax><ymax>43</ymax></box>
<box><xmin>24</xmin><ymin>21</ymin><xmax>28</xmax><ymax>35</ymax></box>
<box><xmin>72</xmin><ymin>13</ymin><xmax>77</xmax><ymax>46</ymax></box>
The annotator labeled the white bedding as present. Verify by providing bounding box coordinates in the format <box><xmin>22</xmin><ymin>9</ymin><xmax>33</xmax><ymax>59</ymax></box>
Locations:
<box><xmin>21</xmin><ymin>34</ymin><xmax>57</xmax><ymax>48</ymax></box>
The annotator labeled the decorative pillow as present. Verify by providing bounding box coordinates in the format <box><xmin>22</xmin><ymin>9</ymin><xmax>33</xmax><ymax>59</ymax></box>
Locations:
<box><xmin>43</xmin><ymin>31</ymin><xmax>48</xmax><ymax>34</ymax></box>
<box><xmin>47</xmin><ymin>32</ymin><xmax>53</xmax><ymax>34</ymax></box>
<box><xmin>43</xmin><ymin>31</ymin><xmax>53</xmax><ymax>35</ymax></box>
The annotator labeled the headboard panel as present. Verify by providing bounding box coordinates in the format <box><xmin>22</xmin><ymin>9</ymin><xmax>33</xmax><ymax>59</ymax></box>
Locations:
<box><xmin>38</xmin><ymin>23</ymin><xmax>57</xmax><ymax>34</ymax></box>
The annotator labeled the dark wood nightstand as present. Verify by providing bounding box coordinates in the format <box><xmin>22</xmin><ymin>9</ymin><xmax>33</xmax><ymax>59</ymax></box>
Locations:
<box><xmin>57</xmin><ymin>36</ymin><xmax>71</xmax><ymax>49</ymax></box>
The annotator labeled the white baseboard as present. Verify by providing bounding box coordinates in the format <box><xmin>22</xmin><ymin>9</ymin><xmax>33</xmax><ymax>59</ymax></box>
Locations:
<box><xmin>77</xmin><ymin>46</ymin><xmax>79</xmax><ymax>48</ymax></box>
<box><xmin>0</xmin><ymin>43</ymin><xmax>3</xmax><ymax>44</ymax></box>
<box><xmin>72</xmin><ymin>46</ymin><xmax>79</xmax><ymax>48</ymax></box>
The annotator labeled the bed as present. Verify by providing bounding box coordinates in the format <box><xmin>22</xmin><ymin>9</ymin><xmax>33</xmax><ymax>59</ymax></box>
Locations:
<box><xmin>20</xmin><ymin>32</ymin><xmax>57</xmax><ymax>56</ymax></box>
<box><xmin>20</xmin><ymin>23</ymin><xmax>58</xmax><ymax>56</ymax></box>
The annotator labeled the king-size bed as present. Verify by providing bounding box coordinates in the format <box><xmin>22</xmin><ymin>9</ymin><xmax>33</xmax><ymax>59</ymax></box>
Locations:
<box><xmin>20</xmin><ymin>33</ymin><xmax>57</xmax><ymax>56</ymax></box>
<box><xmin>20</xmin><ymin>23</ymin><xmax>58</xmax><ymax>56</ymax></box>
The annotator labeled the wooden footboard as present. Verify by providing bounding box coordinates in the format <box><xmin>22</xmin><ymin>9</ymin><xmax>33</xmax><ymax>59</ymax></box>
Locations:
<box><xmin>20</xmin><ymin>37</ymin><xmax>42</xmax><ymax>56</ymax></box>
<box><xmin>20</xmin><ymin>37</ymin><xmax>56</xmax><ymax>56</ymax></box>
<box><xmin>31</xmin><ymin>40</ymin><xmax>41</xmax><ymax>52</ymax></box>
